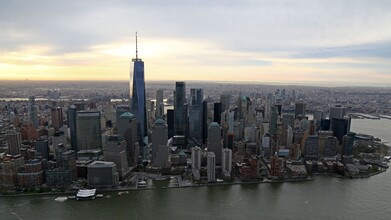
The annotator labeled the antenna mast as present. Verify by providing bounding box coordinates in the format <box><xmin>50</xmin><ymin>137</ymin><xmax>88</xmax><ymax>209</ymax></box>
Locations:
<box><xmin>136</xmin><ymin>31</ymin><xmax>138</xmax><ymax>60</ymax></box>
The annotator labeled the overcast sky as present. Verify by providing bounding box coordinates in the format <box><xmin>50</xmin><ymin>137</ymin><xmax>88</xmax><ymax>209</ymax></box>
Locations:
<box><xmin>1</xmin><ymin>0</ymin><xmax>390</xmax><ymax>86</ymax></box>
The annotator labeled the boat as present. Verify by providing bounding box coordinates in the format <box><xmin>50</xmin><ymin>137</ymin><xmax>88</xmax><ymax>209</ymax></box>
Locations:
<box><xmin>76</xmin><ymin>189</ymin><xmax>97</xmax><ymax>201</ymax></box>
<box><xmin>138</xmin><ymin>180</ymin><xmax>147</xmax><ymax>188</ymax></box>
<box><xmin>55</xmin><ymin>197</ymin><xmax>68</xmax><ymax>202</ymax></box>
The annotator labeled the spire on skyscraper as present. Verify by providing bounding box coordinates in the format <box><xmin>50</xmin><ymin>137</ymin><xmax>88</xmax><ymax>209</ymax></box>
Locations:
<box><xmin>133</xmin><ymin>32</ymin><xmax>141</xmax><ymax>62</ymax></box>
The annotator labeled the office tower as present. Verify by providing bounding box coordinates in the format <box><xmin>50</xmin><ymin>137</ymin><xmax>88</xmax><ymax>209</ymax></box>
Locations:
<box><xmin>167</xmin><ymin>109</ymin><xmax>175</xmax><ymax>139</ymax></box>
<box><xmin>207</xmin><ymin>152</ymin><xmax>216</xmax><ymax>182</ymax></box>
<box><xmin>269</xmin><ymin>106</ymin><xmax>278</xmax><ymax>135</ymax></box>
<box><xmin>46</xmin><ymin>149</ymin><xmax>77</xmax><ymax>186</ymax></box>
<box><xmin>202</xmin><ymin>100</ymin><xmax>208</xmax><ymax>144</ymax></box>
<box><xmin>331</xmin><ymin>118</ymin><xmax>350</xmax><ymax>144</ymax></box>
<box><xmin>264</xmin><ymin>100</ymin><xmax>271</xmax><ymax>121</ymax></box>
<box><xmin>76</xmin><ymin>111</ymin><xmax>102</xmax><ymax>151</ymax></box>
<box><xmin>6</xmin><ymin>131</ymin><xmax>22</xmax><ymax>155</ymax></box>
<box><xmin>287</xmin><ymin>125</ymin><xmax>293</xmax><ymax>147</ymax></box>
<box><xmin>262</xmin><ymin>134</ymin><xmax>271</xmax><ymax>158</ymax></box>
<box><xmin>318</xmin><ymin>130</ymin><xmax>334</xmax><ymax>157</ymax></box>
<box><xmin>188</xmin><ymin>88</ymin><xmax>204</xmax><ymax>146</ymax></box>
<box><xmin>104</xmin><ymin>135</ymin><xmax>129</xmax><ymax>179</ymax></box>
<box><xmin>35</xmin><ymin>139</ymin><xmax>49</xmax><ymax>160</ymax></box>
<box><xmin>343</xmin><ymin>132</ymin><xmax>355</xmax><ymax>157</ymax></box>
<box><xmin>329</xmin><ymin>105</ymin><xmax>346</xmax><ymax>120</ymax></box>
<box><xmin>222</xmin><ymin>148</ymin><xmax>232</xmax><ymax>177</ymax></box>
<box><xmin>130</xmin><ymin>33</ymin><xmax>147</xmax><ymax>159</ymax></box>
<box><xmin>156</xmin><ymin>89</ymin><xmax>164</xmax><ymax>118</ymax></box>
<box><xmin>191</xmin><ymin>146</ymin><xmax>202</xmax><ymax>170</ymax></box>
<box><xmin>304</xmin><ymin>135</ymin><xmax>319</xmax><ymax>160</ymax></box>
<box><xmin>220</xmin><ymin>94</ymin><xmax>230</xmax><ymax>112</ymax></box>
<box><xmin>28</xmin><ymin>96</ymin><xmax>39</xmax><ymax>128</ymax></box>
<box><xmin>174</xmin><ymin>81</ymin><xmax>186</xmax><ymax>136</ymax></box>
<box><xmin>213</xmin><ymin>102</ymin><xmax>222</xmax><ymax>124</ymax></box>
<box><xmin>275</xmin><ymin>95</ymin><xmax>282</xmax><ymax>116</ymax></box>
<box><xmin>151</xmin><ymin>119</ymin><xmax>168</xmax><ymax>167</ymax></box>
<box><xmin>294</xmin><ymin>102</ymin><xmax>306</xmax><ymax>118</ymax></box>
<box><xmin>313</xmin><ymin>110</ymin><xmax>323</xmax><ymax>121</ymax></box>
<box><xmin>282</xmin><ymin>114</ymin><xmax>294</xmax><ymax>129</ymax></box>
<box><xmin>87</xmin><ymin>161</ymin><xmax>119</xmax><ymax>188</ymax></box>
<box><xmin>68</xmin><ymin>104</ymin><xmax>85</xmax><ymax>151</ymax></box>
<box><xmin>320</xmin><ymin>119</ymin><xmax>331</xmax><ymax>130</ymax></box>
<box><xmin>118</xmin><ymin>112</ymin><xmax>139</xmax><ymax>166</ymax></box>
<box><xmin>51</xmin><ymin>107</ymin><xmax>63</xmax><ymax>131</ymax></box>
<box><xmin>115</xmin><ymin>105</ymin><xmax>130</xmax><ymax>125</ymax></box>
<box><xmin>208</xmin><ymin>122</ymin><xmax>223</xmax><ymax>165</ymax></box>
<box><xmin>324</xmin><ymin>136</ymin><xmax>338</xmax><ymax>157</ymax></box>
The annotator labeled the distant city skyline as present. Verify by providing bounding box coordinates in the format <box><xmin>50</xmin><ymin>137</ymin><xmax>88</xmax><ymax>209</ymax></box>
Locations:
<box><xmin>1</xmin><ymin>0</ymin><xmax>390</xmax><ymax>86</ymax></box>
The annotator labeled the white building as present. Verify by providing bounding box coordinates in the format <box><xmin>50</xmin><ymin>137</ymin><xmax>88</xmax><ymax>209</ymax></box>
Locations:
<box><xmin>207</xmin><ymin>152</ymin><xmax>216</xmax><ymax>182</ymax></box>
<box><xmin>222</xmin><ymin>148</ymin><xmax>232</xmax><ymax>177</ymax></box>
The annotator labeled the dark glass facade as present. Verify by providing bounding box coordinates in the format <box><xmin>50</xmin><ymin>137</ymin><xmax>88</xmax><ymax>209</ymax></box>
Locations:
<box><xmin>131</xmin><ymin>59</ymin><xmax>147</xmax><ymax>159</ymax></box>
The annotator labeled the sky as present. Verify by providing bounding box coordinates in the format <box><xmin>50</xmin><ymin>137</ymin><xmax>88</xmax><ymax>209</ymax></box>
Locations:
<box><xmin>0</xmin><ymin>0</ymin><xmax>391</xmax><ymax>86</ymax></box>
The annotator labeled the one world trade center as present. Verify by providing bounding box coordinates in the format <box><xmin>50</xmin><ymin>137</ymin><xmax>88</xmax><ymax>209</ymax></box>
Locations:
<box><xmin>130</xmin><ymin>32</ymin><xmax>147</xmax><ymax>160</ymax></box>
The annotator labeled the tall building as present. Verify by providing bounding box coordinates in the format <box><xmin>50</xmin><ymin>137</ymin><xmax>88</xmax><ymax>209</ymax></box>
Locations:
<box><xmin>115</xmin><ymin>105</ymin><xmax>130</xmax><ymax>125</ymax></box>
<box><xmin>331</xmin><ymin>118</ymin><xmax>350</xmax><ymax>144</ymax></box>
<box><xmin>155</xmin><ymin>89</ymin><xmax>164</xmax><ymax>118</ymax></box>
<box><xmin>6</xmin><ymin>131</ymin><xmax>22</xmax><ymax>156</ymax></box>
<box><xmin>318</xmin><ymin>130</ymin><xmax>334</xmax><ymax>157</ymax></box>
<box><xmin>189</xmin><ymin>88</ymin><xmax>203</xmax><ymax>146</ymax></box>
<box><xmin>104</xmin><ymin>135</ymin><xmax>129</xmax><ymax>179</ymax></box>
<box><xmin>191</xmin><ymin>146</ymin><xmax>202</xmax><ymax>170</ymax></box>
<box><xmin>208</xmin><ymin>122</ymin><xmax>223</xmax><ymax>165</ymax></box>
<box><xmin>294</xmin><ymin>102</ymin><xmax>306</xmax><ymax>118</ymax></box>
<box><xmin>207</xmin><ymin>152</ymin><xmax>216</xmax><ymax>182</ymax></box>
<box><xmin>130</xmin><ymin>33</ymin><xmax>147</xmax><ymax>159</ymax></box>
<box><xmin>68</xmin><ymin>103</ymin><xmax>85</xmax><ymax>151</ymax></box>
<box><xmin>51</xmin><ymin>107</ymin><xmax>63</xmax><ymax>131</ymax></box>
<box><xmin>213</xmin><ymin>102</ymin><xmax>222</xmax><ymax>124</ymax></box>
<box><xmin>28</xmin><ymin>96</ymin><xmax>39</xmax><ymax>128</ymax></box>
<box><xmin>174</xmin><ymin>82</ymin><xmax>186</xmax><ymax>136</ymax></box>
<box><xmin>202</xmin><ymin>100</ymin><xmax>208</xmax><ymax>144</ymax></box>
<box><xmin>118</xmin><ymin>112</ymin><xmax>139</xmax><ymax>166</ymax></box>
<box><xmin>220</xmin><ymin>94</ymin><xmax>230</xmax><ymax>112</ymax></box>
<box><xmin>76</xmin><ymin>111</ymin><xmax>102</xmax><ymax>151</ymax></box>
<box><xmin>166</xmin><ymin>109</ymin><xmax>175</xmax><ymax>139</ymax></box>
<box><xmin>222</xmin><ymin>148</ymin><xmax>232</xmax><ymax>177</ymax></box>
<box><xmin>191</xmin><ymin>146</ymin><xmax>202</xmax><ymax>180</ymax></box>
<box><xmin>304</xmin><ymin>135</ymin><xmax>319</xmax><ymax>160</ymax></box>
<box><xmin>35</xmin><ymin>139</ymin><xmax>49</xmax><ymax>160</ymax></box>
<box><xmin>151</xmin><ymin>119</ymin><xmax>168</xmax><ymax>167</ymax></box>
<box><xmin>329</xmin><ymin>105</ymin><xmax>346</xmax><ymax>120</ymax></box>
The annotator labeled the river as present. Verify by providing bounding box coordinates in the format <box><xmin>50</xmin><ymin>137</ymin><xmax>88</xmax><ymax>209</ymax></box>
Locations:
<box><xmin>0</xmin><ymin>118</ymin><xmax>390</xmax><ymax>220</ymax></box>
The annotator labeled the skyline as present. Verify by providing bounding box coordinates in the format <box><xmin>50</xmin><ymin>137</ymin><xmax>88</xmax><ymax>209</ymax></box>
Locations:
<box><xmin>1</xmin><ymin>1</ymin><xmax>391</xmax><ymax>86</ymax></box>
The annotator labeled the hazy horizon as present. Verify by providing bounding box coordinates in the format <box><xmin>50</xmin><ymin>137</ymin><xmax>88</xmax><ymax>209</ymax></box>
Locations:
<box><xmin>1</xmin><ymin>1</ymin><xmax>390</xmax><ymax>86</ymax></box>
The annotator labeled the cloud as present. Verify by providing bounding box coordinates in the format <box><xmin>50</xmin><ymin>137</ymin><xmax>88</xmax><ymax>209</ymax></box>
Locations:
<box><xmin>0</xmin><ymin>0</ymin><xmax>390</xmax><ymax>85</ymax></box>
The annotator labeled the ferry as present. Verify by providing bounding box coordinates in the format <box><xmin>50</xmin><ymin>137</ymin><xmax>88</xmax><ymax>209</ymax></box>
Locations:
<box><xmin>76</xmin><ymin>189</ymin><xmax>97</xmax><ymax>201</ymax></box>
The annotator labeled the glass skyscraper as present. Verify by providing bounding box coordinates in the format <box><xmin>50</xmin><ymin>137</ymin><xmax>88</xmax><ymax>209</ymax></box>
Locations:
<box><xmin>130</xmin><ymin>33</ymin><xmax>147</xmax><ymax>160</ymax></box>
<box><xmin>174</xmin><ymin>81</ymin><xmax>186</xmax><ymax>136</ymax></box>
